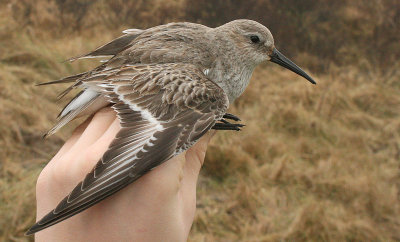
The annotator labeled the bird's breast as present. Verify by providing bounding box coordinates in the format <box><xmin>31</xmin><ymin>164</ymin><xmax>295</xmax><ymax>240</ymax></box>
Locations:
<box><xmin>209</xmin><ymin>64</ymin><xmax>254</xmax><ymax>103</ymax></box>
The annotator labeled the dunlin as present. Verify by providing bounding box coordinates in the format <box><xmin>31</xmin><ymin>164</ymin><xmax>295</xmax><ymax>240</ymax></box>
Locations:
<box><xmin>27</xmin><ymin>19</ymin><xmax>315</xmax><ymax>235</ymax></box>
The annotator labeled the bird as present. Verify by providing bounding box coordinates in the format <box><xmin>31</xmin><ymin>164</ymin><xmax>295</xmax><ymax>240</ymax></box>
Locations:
<box><xmin>26</xmin><ymin>19</ymin><xmax>315</xmax><ymax>235</ymax></box>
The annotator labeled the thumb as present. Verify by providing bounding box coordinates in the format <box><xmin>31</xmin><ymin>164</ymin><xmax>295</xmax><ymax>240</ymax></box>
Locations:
<box><xmin>183</xmin><ymin>130</ymin><xmax>216</xmax><ymax>181</ymax></box>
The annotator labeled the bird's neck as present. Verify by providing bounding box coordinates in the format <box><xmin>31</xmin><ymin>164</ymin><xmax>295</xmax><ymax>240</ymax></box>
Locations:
<box><xmin>211</xmin><ymin>60</ymin><xmax>255</xmax><ymax>104</ymax></box>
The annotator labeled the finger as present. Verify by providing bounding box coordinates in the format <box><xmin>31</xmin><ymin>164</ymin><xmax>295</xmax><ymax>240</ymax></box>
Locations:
<box><xmin>180</xmin><ymin>130</ymin><xmax>215</xmax><ymax>193</ymax></box>
<box><xmin>49</xmin><ymin>109</ymin><xmax>117</xmax><ymax>181</ymax></box>
<box><xmin>184</xmin><ymin>130</ymin><xmax>216</xmax><ymax>177</ymax></box>
<box><xmin>68</xmin><ymin>107</ymin><xmax>116</xmax><ymax>155</ymax></box>
<box><xmin>179</xmin><ymin>130</ymin><xmax>216</xmax><ymax>225</ymax></box>
<box><xmin>49</xmin><ymin>116</ymin><xmax>93</xmax><ymax>165</ymax></box>
<box><xmin>90</xmin><ymin>116</ymin><xmax>121</xmax><ymax>152</ymax></box>
<box><xmin>140</xmin><ymin>130</ymin><xmax>215</xmax><ymax>192</ymax></box>
<box><xmin>75</xmin><ymin>117</ymin><xmax>121</xmax><ymax>174</ymax></box>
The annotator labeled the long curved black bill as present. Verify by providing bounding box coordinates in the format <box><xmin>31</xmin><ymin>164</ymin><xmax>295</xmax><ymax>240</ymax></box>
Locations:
<box><xmin>270</xmin><ymin>48</ymin><xmax>316</xmax><ymax>84</ymax></box>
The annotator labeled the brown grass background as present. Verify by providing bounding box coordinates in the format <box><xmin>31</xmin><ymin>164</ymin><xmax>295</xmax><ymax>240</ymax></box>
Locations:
<box><xmin>1</xmin><ymin>0</ymin><xmax>399</xmax><ymax>241</ymax></box>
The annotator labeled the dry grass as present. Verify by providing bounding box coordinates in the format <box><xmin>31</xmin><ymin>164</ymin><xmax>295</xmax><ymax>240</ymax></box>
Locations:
<box><xmin>191</xmin><ymin>66</ymin><xmax>400</xmax><ymax>241</ymax></box>
<box><xmin>1</xmin><ymin>2</ymin><xmax>400</xmax><ymax>241</ymax></box>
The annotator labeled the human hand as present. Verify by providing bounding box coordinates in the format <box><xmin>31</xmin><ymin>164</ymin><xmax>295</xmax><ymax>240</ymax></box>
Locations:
<box><xmin>35</xmin><ymin>107</ymin><xmax>215</xmax><ymax>241</ymax></box>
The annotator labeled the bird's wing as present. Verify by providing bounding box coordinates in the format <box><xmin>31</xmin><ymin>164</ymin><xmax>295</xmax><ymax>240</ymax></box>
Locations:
<box><xmin>27</xmin><ymin>63</ymin><xmax>228</xmax><ymax>235</ymax></box>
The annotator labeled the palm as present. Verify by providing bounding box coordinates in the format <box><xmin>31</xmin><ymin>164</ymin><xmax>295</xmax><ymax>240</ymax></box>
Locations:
<box><xmin>35</xmin><ymin>108</ymin><xmax>213</xmax><ymax>241</ymax></box>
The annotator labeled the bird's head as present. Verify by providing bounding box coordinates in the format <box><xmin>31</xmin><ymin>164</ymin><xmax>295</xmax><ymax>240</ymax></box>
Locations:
<box><xmin>218</xmin><ymin>19</ymin><xmax>316</xmax><ymax>84</ymax></box>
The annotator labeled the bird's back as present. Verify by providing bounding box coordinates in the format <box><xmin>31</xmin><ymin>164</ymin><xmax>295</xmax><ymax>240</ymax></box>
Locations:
<box><xmin>105</xmin><ymin>22</ymin><xmax>215</xmax><ymax>70</ymax></box>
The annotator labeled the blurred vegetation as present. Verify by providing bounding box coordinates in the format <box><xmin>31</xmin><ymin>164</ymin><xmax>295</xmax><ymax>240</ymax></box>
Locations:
<box><xmin>186</xmin><ymin>0</ymin><xmax>400</xmax><ymax>71</ymax></box>
<box><xmin>6</xmin><ymin>0</ymin><xmax>400</xmax><ymax>71</ymax></box>
<box><xmin>1</xmin><ymin>0</ymin><xmax>399</xmax><ymax>241</ymax></box>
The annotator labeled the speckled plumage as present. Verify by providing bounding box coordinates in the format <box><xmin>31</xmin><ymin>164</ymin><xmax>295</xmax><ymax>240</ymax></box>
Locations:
<box><xmin>28</xmin><ymin>19</ymin><xmax>315</xmax><ymax>235</ymax></box>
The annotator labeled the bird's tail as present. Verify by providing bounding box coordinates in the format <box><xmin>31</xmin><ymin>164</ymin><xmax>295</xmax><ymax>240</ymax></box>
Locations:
<box><xmin>43</xmin><ymin>89</ymin><xmax>108</xmax><ymax>138</ymax></box>
<box><xmin>66</xmin><ymin>29</ymin><xmax>143</xmax><ymax>62</ymax></box>
<box><xmin>38</xmin><ymin>29</ymin><xmax>143</xmax><ymax>137</ymax></box>
<box><xmin>36</xmin><ymin>72</ymin><xmax>85</xmax><ymax>87</ymax></box>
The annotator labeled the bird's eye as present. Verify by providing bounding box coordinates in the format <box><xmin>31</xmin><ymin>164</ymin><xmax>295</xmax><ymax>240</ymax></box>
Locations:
<box><xmin>250</xmin><ymin>35</ymin><xmax>260</xmax><ymax>43</ymax></box>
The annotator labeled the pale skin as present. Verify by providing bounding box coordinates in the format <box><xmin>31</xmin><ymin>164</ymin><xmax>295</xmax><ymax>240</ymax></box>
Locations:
<box><xmin>35</xmin><ymin>107</ymin><xmax>215</xmax><ymax>241</ymax></box>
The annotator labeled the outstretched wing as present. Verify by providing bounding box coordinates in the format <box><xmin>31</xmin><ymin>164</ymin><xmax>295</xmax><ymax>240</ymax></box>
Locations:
<box><xmin>27</xmin><ymin>63</ymin><xmax>228</xmax><ymax>235</ymax></box>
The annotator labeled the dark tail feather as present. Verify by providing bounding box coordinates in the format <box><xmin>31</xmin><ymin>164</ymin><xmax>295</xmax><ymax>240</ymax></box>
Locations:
<box><xmin>36</xmin><ymin>73</ymin><xmax>85</xmax><ymax>86</ymax></box>
<box><xmin>56</xmin><ymin>84</ymin><xmax>76</xmax><ymax>100</ymax></box>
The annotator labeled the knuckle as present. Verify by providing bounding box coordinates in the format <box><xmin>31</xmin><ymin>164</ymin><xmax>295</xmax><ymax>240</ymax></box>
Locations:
<box><xmin>193</xmin><ymin>148</ymin><xmax>207</xmax><ymax>166</ymax></box>
<box><xmin>50</xmin><ymin>160</ymin><xmax>72</xmax><ymax>187</ymax></box>
<box><xmin>187</xmin><ymin>145</ymin><xmax>207</xmax><ymax>169</ymax></box>
<box><xmin>36</xmin><ymin>168</ymin><xmax>51</xmax><ymax>195</ymax></box>
<box><xmin>50</xmin><ymin>157</ymin><xmax>80</xmax><ymax>188</ymax></box>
